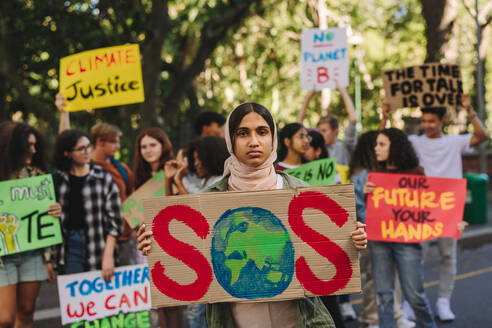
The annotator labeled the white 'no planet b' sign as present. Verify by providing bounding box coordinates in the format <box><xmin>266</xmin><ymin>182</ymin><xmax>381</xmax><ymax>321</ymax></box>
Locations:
<box><xmin>301</xmin><ymin>28</ymin><xmax>349</xmax><ymax>91</ymax></box>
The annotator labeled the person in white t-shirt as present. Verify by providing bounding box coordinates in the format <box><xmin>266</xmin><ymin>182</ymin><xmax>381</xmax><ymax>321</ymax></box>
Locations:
<box><xmin>379</xmin><ymin>94</ymin><xmax>487</xmax><ymax>322</ymax></box>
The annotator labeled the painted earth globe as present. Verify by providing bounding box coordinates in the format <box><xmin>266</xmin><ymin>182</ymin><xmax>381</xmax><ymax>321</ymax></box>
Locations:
<box><xmin>211</xmin><ymin>207</ymin><xmax>294</xmax><ymax>299</ymax></box>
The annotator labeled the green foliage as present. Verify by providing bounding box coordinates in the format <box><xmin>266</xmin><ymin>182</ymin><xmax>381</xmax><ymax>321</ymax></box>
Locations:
<box><xmin>195</xmin><ymin>0</ymin><xmax>427</xmax><ymax>132</ymax></box>
<box><xmin>1</xmin><ymin>0</ymin><xmax>490</xmax><ymax>165</ymax></box>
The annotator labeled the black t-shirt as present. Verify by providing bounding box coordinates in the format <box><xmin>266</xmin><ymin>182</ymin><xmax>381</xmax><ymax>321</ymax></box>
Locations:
<box><xmin>66</xmin><ymin>174</ymin><xmax>88</xmax><ymax>230</ymax></box>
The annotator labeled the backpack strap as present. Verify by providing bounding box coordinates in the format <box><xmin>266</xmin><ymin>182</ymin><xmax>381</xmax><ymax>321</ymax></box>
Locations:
<box><xmin>110</xmin><ymin>157</ymin><xmax>129</xmax><ymax>192</ymax></box>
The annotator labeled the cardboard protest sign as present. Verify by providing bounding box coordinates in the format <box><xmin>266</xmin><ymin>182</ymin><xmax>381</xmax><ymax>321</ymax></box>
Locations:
<box><xmin>57</xmin><ymin>264</ymin><xmax>151</xmax><ymax>327</ymax></box>
<box><xmin>59</xmin><ymin>44</ymin><xmax>144</xmax><ymax>111</ymax></box>
<box><xmin>301</xmin><ymin>28</ymin><xmax>349</xmax><ymax>90</ymax></box>
<box><xmin>0</xmin><ymin>174</ymin><xmax>62</xmax><ymax>256</ymax></box>
<box><xmin>382</xmin><ymin>63</ymin><xmax>463</xmax><ymax>110</ymax></box>
<box><xmin>336</xmin><ymin>164</ymin><xmax>350</xmax><ymax>184</ymax></box>
<box><xmin>122</xmin><ymin>171</ymin><xmax>166</xmax><ymax>229</ymax></box>
<box><xmin>366</xmin><ymin>173</ymin><xmax>467</xmax><ymax>243</ymax></box>
<box><xmin>143</xmin><ymin>185</ymin><xmax>360</xmax><ymax>308</ymax></box>
<box><xmin>285</xmin><ymin>158</ymin><xmax>336</xmax><ymax>186</ymax></box>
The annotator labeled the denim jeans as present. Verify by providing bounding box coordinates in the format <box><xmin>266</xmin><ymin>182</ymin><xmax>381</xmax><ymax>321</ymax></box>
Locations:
<box><xmin>65</xmin><ymin>230</ymin><xmax>87</xmax><ymax>274</ymax></box>
<box><xmin>422</xmin><ymin>238</ymin><xmax>457</xmax><ymax>299</ymax></box>
<box><xmin>369</xmin><ymin>241</ymin><xmax>436</xmax><ymax>328</ymax></box>
<box><xmin>186</xmin><ymin>304</ymin><xmax>207</xmax><ymax>328</ymax></box>
<box><xmin>358</xmin><ymin>248</ymin><xmax>405</xmax><ymax>326</ymax></box>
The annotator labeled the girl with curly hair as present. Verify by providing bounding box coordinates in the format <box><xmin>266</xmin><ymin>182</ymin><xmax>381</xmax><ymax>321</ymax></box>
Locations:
<box><xmin>364</xmin><ymin>128</ymin><xmax>436</xmax><ymax>328</ymax></box>
<box><xmin>0</xmin><ymin>122</ymin><xmax>61</xmax><ymax>328</ymax></box>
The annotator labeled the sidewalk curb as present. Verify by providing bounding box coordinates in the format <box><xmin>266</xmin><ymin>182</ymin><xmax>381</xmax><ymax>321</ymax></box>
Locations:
<box><xmin>458</xmin><ymin>225</ymin><xmax>492</xmax><ymax>250</ymax></box>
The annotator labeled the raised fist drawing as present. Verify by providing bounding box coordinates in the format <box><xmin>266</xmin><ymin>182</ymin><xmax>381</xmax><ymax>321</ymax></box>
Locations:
<box><xmin>0</xmin><ymin>213</ymin><xmax>20</xmax><ymax>254</ymax></box>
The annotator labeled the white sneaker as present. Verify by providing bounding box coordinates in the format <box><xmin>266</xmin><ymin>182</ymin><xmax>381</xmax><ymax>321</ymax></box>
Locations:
<box><xmin>436</xmin><ymin>297</ymin><xmax>455</xmax><ymax>322</ymax></box>
<box><xmin>401</xmin><ymin>300</ymin><xmax>416</xmax><ymax>321</ymax></box>
<box><xmin>339</xmin><ymin>302</ymin><xmax>357</xmax><ymax>321</ymax></box>
<box><xmin>396</xmin><ymin>316</ymin><xmax>416</xmax><ymax>328</ymax></box>
<box><xmin>367</xmin><ymin>325</ymin><xmax>379</xmax><ymax>328</ymax></box>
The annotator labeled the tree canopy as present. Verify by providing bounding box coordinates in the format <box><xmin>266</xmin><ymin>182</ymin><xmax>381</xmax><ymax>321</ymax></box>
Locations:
<box><xmin>1</xmin><ymin>0</ymin><xmax>491</xmax><ymax>162</ymax></box>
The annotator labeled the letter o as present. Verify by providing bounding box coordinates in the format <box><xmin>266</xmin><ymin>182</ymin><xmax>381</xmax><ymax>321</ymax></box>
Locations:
<box><xmin>422</xmin><ymin>94</ymin><xmax>434</xmax><ymax>106</ymax></box>
<box><xmin>79</xmin><ymin>279</ymin><xmax>92</xmax><ymax>296</ymax></box>
<box><xmin>398</xmin><ymin>178</ymin><xmax>408</xmax><ymax>188</ymax></box>
<box><xmin>92</xmin><ymin>277</ymin><xmax>104</xmax><ymax>293</ymax></box>
<box><xmin>401</xmin><ymin>81</ymin><xmax>412</xmax><ymax>95</ymax></box>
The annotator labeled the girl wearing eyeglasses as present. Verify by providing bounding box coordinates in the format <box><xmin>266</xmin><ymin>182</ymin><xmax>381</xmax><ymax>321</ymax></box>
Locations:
<box><xmin>52</xmin><ymin>129</ymin><xmax>122</xmax><ymax>282</ymax></box>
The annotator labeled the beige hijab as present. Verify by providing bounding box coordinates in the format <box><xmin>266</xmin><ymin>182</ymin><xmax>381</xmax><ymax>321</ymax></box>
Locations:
<box><xmin>223</xmin><ymin>104</ymin><xmax>278</xmax><ymax>191</ymax></box>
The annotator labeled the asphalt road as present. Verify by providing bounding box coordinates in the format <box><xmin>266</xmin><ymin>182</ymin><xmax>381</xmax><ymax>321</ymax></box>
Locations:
<box><xmin>33</xmin><ymin>242</ymin><xmax>492</xmax><ymax>327</ymax></box>
<box><xmin>346</xmin><ymin>242</ymin><xmax>492</xmax><ymax>328</ymax></box>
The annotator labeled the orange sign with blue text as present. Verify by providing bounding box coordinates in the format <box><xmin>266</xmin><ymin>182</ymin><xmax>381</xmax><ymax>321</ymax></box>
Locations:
<box><xmin>59</xmin><ymin>44</ymin><xmax>144</xmax><ymax>111</ymax></box>
<box><xmin>366</xmin><ymin>173</ymin><xmax>466</xmax><ymax>243</ymax></box>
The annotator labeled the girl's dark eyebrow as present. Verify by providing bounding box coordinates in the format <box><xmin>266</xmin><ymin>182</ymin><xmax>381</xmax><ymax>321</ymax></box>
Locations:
<box><xmin>236</xmin><ymin>125</ymin><xmax>270</xmax><ymax>131</ymax></box>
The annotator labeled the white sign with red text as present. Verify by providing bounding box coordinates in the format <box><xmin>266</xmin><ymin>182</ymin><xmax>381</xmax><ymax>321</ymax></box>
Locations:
<box><xmin>57</xmin><ymin>264</ymin><xmax>151</xmax><ymax>325</ymax></box>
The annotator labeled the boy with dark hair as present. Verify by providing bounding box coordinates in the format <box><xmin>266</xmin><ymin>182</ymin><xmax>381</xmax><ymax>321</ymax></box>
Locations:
<box><xmin>193</xmin><ymin>111</ymin><xmax>226</xmax><ymax>137</ymax></box>
<box><xmin>380</xmin><ymin>94</ymin><xmax>487</xmax><ymax>322</ymax></box>
<box><xmin>421</xmin><ymin>106</ymin><xmax>446</xmax><ymax>119</ymax></box>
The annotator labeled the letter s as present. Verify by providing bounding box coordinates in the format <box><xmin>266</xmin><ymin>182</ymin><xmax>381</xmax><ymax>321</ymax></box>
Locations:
<box><xmin>433</xmin><ymin>222</ymin><xmax>444</xmax><ymax>237</ymax></box>
<box><xmin>288</xmin><ymin>191</ymin><xmax>352</xmax><ymax>295</ymax></box>
<box><xmin>151</xmin><ymin>205</ymin><xmax>212</xmax><ymax>301</ymax></box>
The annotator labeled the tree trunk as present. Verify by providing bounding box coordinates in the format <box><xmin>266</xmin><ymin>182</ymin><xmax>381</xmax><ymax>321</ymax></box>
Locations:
<box><xmin>162</xmin><ymin>0</ymin><xmax>260</xmax><ymax>127</ymax></box>
<box><xmin>420</xmin><ymin>0</ymin><xmax>457</xmax><ymax>63</ymax></box>
<box><xmin>141</xmin><ymin>0</ymin><xmax>169</xmax><ymax>129</ymax></box>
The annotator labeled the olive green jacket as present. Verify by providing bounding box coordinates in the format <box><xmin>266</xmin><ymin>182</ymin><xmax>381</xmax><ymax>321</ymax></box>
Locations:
<box><xmin>205</xmin><ymin>171</ymin><xmax>335</xmax><ymax>328</ymax></box>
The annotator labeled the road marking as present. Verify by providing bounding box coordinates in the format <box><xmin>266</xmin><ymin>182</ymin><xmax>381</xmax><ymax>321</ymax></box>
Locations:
<box><xmin>350</xmin><ymin>265</ymin><xmax>492</xmax><ymax>305</ymax></box>
<box><xmin>33</xmin><ymin>307</ymin><xmax>61</xmax><ymax>320</ymax></box>
<box><xmin>454</xmin><ymin>265</ymin><xmax>492</xmax><ymax>280</ymax></box>
<box><xmin>424</xmin><ymin>266</ymin><xmax>492</xmax><ymax>288</ymax></box>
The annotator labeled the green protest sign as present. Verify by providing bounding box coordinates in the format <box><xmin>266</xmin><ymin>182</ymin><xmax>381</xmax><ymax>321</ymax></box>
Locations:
<box><xmin>122</xmin><ymin>171</ymin><xmax>166</xmax><ymax>229</ymax></box>
<box><xmin>66</xmin><ymin>311</ymin><xmax>150</xmax><ymax>328</ymax></box>
<box><xmin>0</xmin><ymin>174</ymin><xmax>62</xmax><ymax>256</ymax></box>
<box><xmin>285</xmin><ymin>158</ymin><xmax>337</xmax><ymax>186</ymax></box>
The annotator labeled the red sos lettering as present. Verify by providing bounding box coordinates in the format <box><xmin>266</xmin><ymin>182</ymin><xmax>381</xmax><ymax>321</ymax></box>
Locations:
<box><xmin>151</xmin><ymin>205</ymin><xmax>213</xmax><ymax>301</ymax></box>
<box><xmin>288</xmin><ymin>191</ymin><xmax>352</xmax><ymax>295</ymax></box>
<box><xmin>152</xmin><ymin>192</ymin><xmax>352</xmax><ymax>299</ymax></box>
